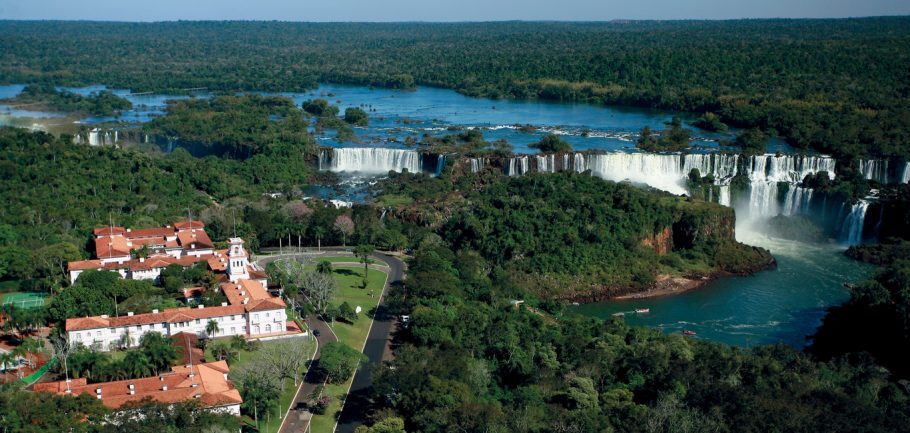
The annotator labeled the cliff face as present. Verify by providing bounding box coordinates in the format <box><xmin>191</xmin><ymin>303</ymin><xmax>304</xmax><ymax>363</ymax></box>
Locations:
<box><xmin>641</xmin><ymin>227</ymin><xmax>672</xmax><ymax>255</ymax></box>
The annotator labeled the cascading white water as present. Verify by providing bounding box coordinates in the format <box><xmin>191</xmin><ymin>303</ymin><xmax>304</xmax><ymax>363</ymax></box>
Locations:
<box><xmin>858</xmin><ymin>159</ymin><xmax>889</xmax><ymax>184</ymax></box>
<box><xmin>320</xmin><ymin>148</ymin><xmax>422</xmax><ymax>173</ymax></box>
<box><xmin>746</xmin><ymin>154</ymin><xmax>836</xmax><ymax>183</ymax></box>
<box><xmin>840</xmin><ymin>201</ymin><xmax>869</xmax><ymax>245</ymax></box>
<box><xmin>717</xmin><ymin>185</ymin><xmax>731</xmax><ymax>207</ymax></box>
<box><xmin>536</xmin><ymin>154</ymin><xmax>556</xmax><ymax>173</ymax></box>
<box><xmin>469</xmin><ymin>158</ymin><xmax>485</xmax><ymax>173</ymax></box>
<box><xmin>748</xmin><ymin>182</ymin><xmax>780</xmax><ymax>218</ymax></box>
<box><xmin>572</xmin><ymin>153</ymin><xmax>586</xmax><ymax>172</ymax></box>
<box><xmin>586</xmin><ymin>153</ymin><xmax>691</xmax><ymax>195</ymax></box>
<box><xmin>902</xmin><ymin>162</ymin><xmax>910</xmax><ymax>184</ymax></box>
<box><xmin>682</xmin><ymin>153</ymin><xmax>739</xmax><ymax>181</ymax></box>
<box><xmin>508</xmin><ymin>156</ymin><xmax>530</xmax><ymax>176</ymax></box>
<box><xmin>436</xmin><ymin>154</ymin><xmax>447</xmax><ymax>175</ymax></box>
<box><xmin>781</xmin><ymin>186</ymin><xmax>814</xmax><ymax>216</ymax></box>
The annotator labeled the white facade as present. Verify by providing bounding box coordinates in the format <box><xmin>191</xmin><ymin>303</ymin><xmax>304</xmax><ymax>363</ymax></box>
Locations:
<box><xmin>69</xmin><ymin>306</ymin><xmax>287</xmax><ymax>352</ymax></box>
<box><xmin>227</xmin><ymin>238</ymin><xmax>250</xmax><ymax>283</ymax></box>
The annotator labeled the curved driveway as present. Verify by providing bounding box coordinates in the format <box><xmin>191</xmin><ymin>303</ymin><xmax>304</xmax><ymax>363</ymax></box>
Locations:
<box><xmin>257</xmin><ymin>248</ymin><xmax>405</xmax><ymax>433</ymax></box>
<box><xmin>334</xmin><ymin>251</ymin><xmax>404</xmax><ymax>433</ymax></box>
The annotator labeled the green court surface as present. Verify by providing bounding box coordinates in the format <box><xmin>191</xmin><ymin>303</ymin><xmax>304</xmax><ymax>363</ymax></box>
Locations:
<box><xmin>1</xmin><ymin>292</ymin><xmax>48</xmax><ymax>309</ymax></box>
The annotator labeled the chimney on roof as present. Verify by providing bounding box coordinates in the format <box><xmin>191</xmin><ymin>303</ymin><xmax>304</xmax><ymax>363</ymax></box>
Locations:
<box><xmin>191</xmin><ymin>384</ymin><xmax>199</xmax><ymax>388</ymax></box>
<box><xmin>101</xmin><ymin>314</ymin><xmax>109</xmax><ymax>319</ymax></box>
<box><xmin>197</xmin><ymin>305</ymin><xmax>204</xmax><ymax>309</ymax></box>
<box><xmin>221</xmin><ymin>302</ymin><xmax>228</xmax><ymax>307</ymax></box>
<box><xmin>162</xmin><ymin>385</ymin><xmax>168</xmax><ymax>391</ymax></box>
<box><xmin>152</xmin><ymin>309</ymin><xmax>159</xmax><ymax>314</ymax></box>
<box><xmin>127</xmin><ymin>312</ymin><xmax>134</xmax><ymax>317</ymax></box>
<box><xmin>139</xmin><ymin>257</ymin><xmax>145</xmax><ymax>263</ymax></box>
<box><xmin>126</xmin><ymin>228</ymin><xmax>131</xmax><ymax>232</ymax></box>
<box><xmin>96</xmin><ymin>387</ymin><xmax>102</xmax><ymax>395</ymax></box>
<box><xmin>243</xmin><ymin>298</ymin><xmax>249</xmax><ymax>305</ymax></box>
<box><xmin>128</xmin><ymin>383</ymin><xmax>135</xmax><ymax>395</ymax></box>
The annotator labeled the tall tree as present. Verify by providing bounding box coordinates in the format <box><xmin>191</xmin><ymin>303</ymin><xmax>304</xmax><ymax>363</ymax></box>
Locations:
<box><xmin>334</xmin><ymin>214</ymin><xmax>355</xmax><ymax>247</ymax></box>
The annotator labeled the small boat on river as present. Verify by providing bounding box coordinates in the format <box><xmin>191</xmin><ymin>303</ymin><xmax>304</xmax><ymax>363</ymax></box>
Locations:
<box><xmin>683</xmin><ymin>330</ymin><xmax>697</xmax><ymax>336</ymax></box>
<box><xmin>635</xmin><ymin>308</ymin><xmax>650</xmax><ymax>314</ymax></box>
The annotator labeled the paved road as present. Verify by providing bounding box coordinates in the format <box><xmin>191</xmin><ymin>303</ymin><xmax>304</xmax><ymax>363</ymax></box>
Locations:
<box><xmin>259</xmin><ymin>248</ymin><xmax>405</xmax><ymax>433</ymax></box>
<box><xmin>335</xmin><ymin>251</ymin><xmax>404</xmax><ymax>433</ymax></box>
<box><xmin>279</xmin><ymin>313</ymin><xmax>336</xmax><ymax>433</ymax></box>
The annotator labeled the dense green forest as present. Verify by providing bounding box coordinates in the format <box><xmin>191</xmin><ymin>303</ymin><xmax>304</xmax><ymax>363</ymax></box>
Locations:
<box><xmin>435</xmin><ymin>172</ymin><xmax>772</xmax><ymax>298</ymax></box>
<box><xmin>1</xmin><ymin>83</ymin><xmax>132</xmax><ymax>116</ymax></box>
<box><xmin>143</xmin><ymin>94</ymin><xmax>314</xmax><ymax>158</ymax></box>
<box><xmin>1</xmin><ymin>19</ymin><xmax>909</xmax><ymax>158</ymax></box>
<box><xmin>364</xmin><ymin>237</ymin><xmax>910</xmax><ymax>433</ymax></box>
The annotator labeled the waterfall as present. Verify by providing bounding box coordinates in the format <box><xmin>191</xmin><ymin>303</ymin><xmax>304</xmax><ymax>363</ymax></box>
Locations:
<box><xmin>781</xmin><ymin>186</ymin><xmax>814</xmax><ymax>216</ymax></box>
<box><xmin>572</xmin><ymin>153</ymin><xmax>586</xmax><ymax>172</ymax></box>
<box><xmin>436</xmin><ymin>154</ymin><xmax>447</xmax><ymax>175</ymax></box>
<box><xmin>747</xmin><ymin>154</ymin><xmax>836</xmax><ymax>183</ymax></box>
<box><xmin>508</xmin><ymin>156</ymin><xmax>530</xmax><ymax>176</ymax></box>
<box><xmin>858</xmin><ymin>159</ymin><xmax>889</xmax><ymax>183</ymax></box>
<box><xmin>840</xmin><ymin>201</ymin><xmax>869</xmax><ymax>245</ymax></box>
<box><xmin>682</xmin><ymin>153</ymin><xmax>739</xmax><ymax>181</ymax></box>
<box><xmin>319</xmin><ymin>147</ymin><xmax>422</xmax><ymax>173</ymax></box>
<box><xmin>902</xmin><ymin>162</ymin><xmax>910</xmax><ymax>184</ymax></box>
<box><xmin>718</xmin><ymin>185</ymin><xmax>731</xmax><ymax>207</ymax></box>
<box><xmin>88</xmin><ymin>128</ymin><xmax>101</xmax><ymax>146</ymax></box>
<box><xmin>536</xmin><ymin>154</ymin><xmax>556</xmax><ymax>173</ymax></box>
<box><xmin>469</xmin><ymin>158</ymin><xmax>485</xmax><ymax>173</ymax></box>
<box><xmin>586</xmin><ymin>153</ymin><xmax>691</xmax><ymax>195</ymax></box>
<box><xmin>748</xmin><ymin>182</ymin><xmax>780</xmax><ymax>218</ymax></box>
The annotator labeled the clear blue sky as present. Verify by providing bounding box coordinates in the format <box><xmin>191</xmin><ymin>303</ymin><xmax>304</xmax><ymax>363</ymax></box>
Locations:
<box><xmin>0</xmin><ymin>0</ymin><xmax>907</xmax><ymax>21</ymax></box>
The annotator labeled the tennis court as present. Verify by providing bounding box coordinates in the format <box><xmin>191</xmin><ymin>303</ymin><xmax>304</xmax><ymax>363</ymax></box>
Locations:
<box><xmin>1</xmin><ymin>292</ymin><xmax>47</xmax><ymax>309</ymax></box>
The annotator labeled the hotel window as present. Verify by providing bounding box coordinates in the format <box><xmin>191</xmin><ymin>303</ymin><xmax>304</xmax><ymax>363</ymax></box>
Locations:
<box><xmin>253</xmin><ymin>314</ymin><xmax>259</xmax><ymax>320</ymax></box>
<box><xmin>265</xmin><ymin>324</ymin><xmax>272</xmax><ymax>333</ymax></box>
<box><xmin>231</xmin><ymin>327</ymin><xmax>236</xmax><ymax>334</ymax></box>
<box><xmin>195</xmin><ymin>319</ymin><xmax>200</xmax><ymax>324</ymax></box>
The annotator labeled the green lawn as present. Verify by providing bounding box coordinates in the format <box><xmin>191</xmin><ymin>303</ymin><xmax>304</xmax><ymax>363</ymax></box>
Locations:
<box><xmin>309</xmin><ymin>265</ymin><xmax>387</xmax><ymax>433</ymax></box>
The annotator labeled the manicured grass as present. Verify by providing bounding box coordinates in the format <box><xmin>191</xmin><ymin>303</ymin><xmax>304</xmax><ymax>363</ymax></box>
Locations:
<box><xmin>309</xmin><ymin>265</ymin><xmax>387</xmax><ymax>433</ymax></box>
<box><xmin>1</xmin><ymin>291</ymin><xmax>48</xmax><ymax>309</ymax></box>
<box><xmin>326</xmin><ymin>266</ymin><xmax>387</xmax><ymax>349</ymax></box>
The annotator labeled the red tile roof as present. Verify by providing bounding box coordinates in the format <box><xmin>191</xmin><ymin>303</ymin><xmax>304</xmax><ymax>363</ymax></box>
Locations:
<box><xmin>93</xmin><ymin>227</ymin><xmax>126</xmax><ymax>236</ymax></box>
<box><xmin>174</xmin><ymin>221</ymin><xmax>205</xmax><ymax>230</ymax></box>
<box><xmin>34</xmin><ymin>361</ymin><xmax>242</xmax><ymax>410</ymax></box>
<box><xmin>94</xmin><ymin>236</ymin><xmax>131</xmax><ymax>259</ymax></box>
<box><xmin>126</xmin><ymin>227</ymin><xmax>175</xmax><ymax>239</ymax></box>
<box><xmin>177</xmin><ymin>229</ymin><xmax>214</xmax><ymax>250</ymax></box>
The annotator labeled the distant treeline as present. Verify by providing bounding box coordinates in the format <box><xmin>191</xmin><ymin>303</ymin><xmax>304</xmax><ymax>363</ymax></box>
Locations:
<box><xmin>1</xmin><ymin>19</ymin><xmax>909</xmax><ymax>158</ymax></box>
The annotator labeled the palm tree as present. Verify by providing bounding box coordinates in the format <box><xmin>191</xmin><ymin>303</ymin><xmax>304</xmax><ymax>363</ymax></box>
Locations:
<box><xmin>313</xmin><ymin>226</ymin><xmax>327</xmax><ymax>252</ymax></box>
<box><xmin>139</xmin><ymin>332</ymin><xmax>178</xmax><ymax>374</ymax></box>
<box><xmin>121</xmin><ymin>351</ymin><xmax>154</xmax><ymax>379</ymax></box>
<box><xmin>206</xmin><ymin>319</ymin><xmax>220</xmax><ymax>339</ymax></box>
<box><xmin>316</xmin><ymin>260</ymin><xmax>333</xmax><ymax>274</ymax></box>
<box><xmin>354</xmin><ymin>244</ymin><xmax>375</xmax><ymax>288</ymax></box>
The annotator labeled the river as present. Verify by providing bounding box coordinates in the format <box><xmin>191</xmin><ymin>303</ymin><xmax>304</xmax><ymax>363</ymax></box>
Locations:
<box><xmin>0</xmin><ymin>82</ymin><xmax>874</xmax><ymax>347</ymax></box>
